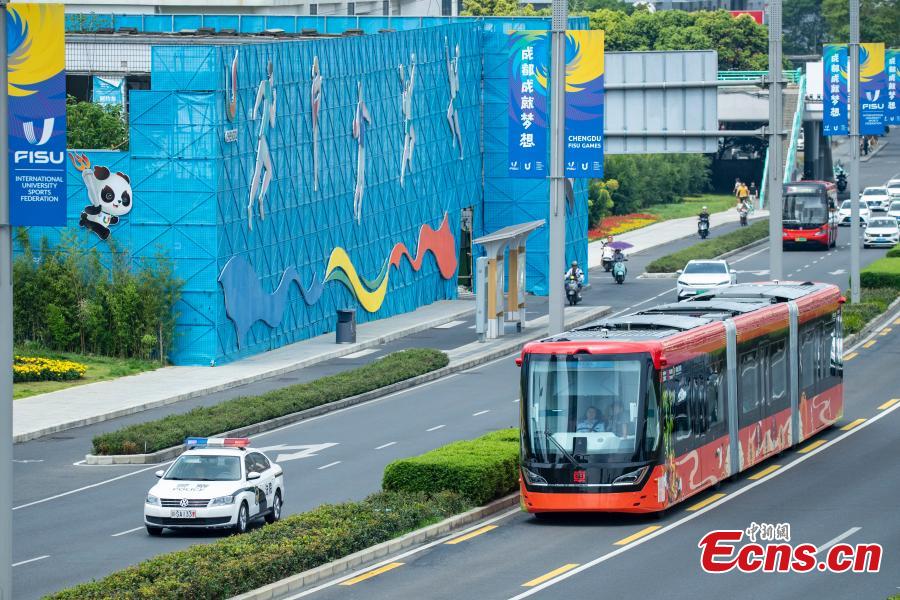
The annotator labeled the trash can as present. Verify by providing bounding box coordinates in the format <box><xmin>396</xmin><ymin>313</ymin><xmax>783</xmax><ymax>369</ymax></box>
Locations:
<box><xmin>336</xmin><ymin>309</ymin><xmax>356</xmax><ymax>344</ymax></box>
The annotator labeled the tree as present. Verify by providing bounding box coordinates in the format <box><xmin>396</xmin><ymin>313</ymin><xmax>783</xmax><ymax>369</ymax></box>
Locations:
<box><xmin>822</xmin><ymin>0</ymin><xmax>899</xmax><ymax>48</ymax></box>
<box><xmin>783</xmin><ymin>0</ymin><xmax>826</xmax><ymax>56</ymax></box>
<box><xmin>66</xmin><ymin>96</ymin><xmax>128</xmax><ymax>150</ymax></box>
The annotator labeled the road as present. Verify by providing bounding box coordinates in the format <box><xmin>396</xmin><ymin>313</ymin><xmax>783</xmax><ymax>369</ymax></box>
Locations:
<box><xmin>11</xmin><ymin>138</ymin><xmax>899</xmax><ymax>597</ymax></box>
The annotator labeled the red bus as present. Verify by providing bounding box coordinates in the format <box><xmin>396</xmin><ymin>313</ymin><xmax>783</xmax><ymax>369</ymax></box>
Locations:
<box><xmin>517</xmin><ymin>282</ymin><xmax>844</xmax><ymax>514</ymax></box>
<box><xmin>782</xmin><ymin>181</ymin><xmax>839</xmax><ymax>249</ymax></box>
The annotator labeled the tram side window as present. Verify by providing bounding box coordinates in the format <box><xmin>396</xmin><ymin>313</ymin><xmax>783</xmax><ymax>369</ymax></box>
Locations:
<box><xmin>707</xmin><ymin>365</ymin><xmax>724</xmax><ymax>429</ymax></box>
<box><xmin>768</xmin><ymin>341</ymin><xmax>788</xmax><ymax>406</ymax></box>
<box><xmin>831</xmin><ymin>312</ymin><xmax>843</xmax><ymax>376</ymax></box>
<box><xmin>692</xmin><ymin>373</ymin><xmax>708</xmax><ymax>435</ymax></box>
<box><xmin>819</xmin><ymin>320</ymin><xmax>834</xmax><ymax>381</ymax></box>
<box><xmin>674</xmin><ymin>376</ymin><xmax>691</xmax><ymax>441</ymax></box>
<box><xmin>740</xmin><ymin>350</ymin><xmax>760</xmax><ymax>414</ymax></box>
<box><xmin>799</xmin><ymin>327</ymin><xmax>818</xmax><ymax>391</ymax></box>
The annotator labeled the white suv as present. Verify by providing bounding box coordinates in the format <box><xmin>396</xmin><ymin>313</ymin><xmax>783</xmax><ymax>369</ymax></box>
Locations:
<box><xmin>676</xmin><ymin>260</ymin><xmax>736</xmax><ymax>301</ymax></box>
<box><xmin>862</xmin><ymin>187</ymin><xmax>891</xmax><ymax>211</ymax></box>
<box><xmin>144</xmin><ymin>438</ymin><xmax>284</xmax><ymax>536</ymax></box>
<box><xmin>838</xmin><ymin>200</ymin><xmax>870</xmax><ymax>226</ymax></box>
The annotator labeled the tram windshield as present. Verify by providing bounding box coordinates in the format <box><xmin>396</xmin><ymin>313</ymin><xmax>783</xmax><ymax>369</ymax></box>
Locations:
<box><xmin>524</xmin><ymin>353</ymin><xmax>658</xmax><ymax>462</ymax></box>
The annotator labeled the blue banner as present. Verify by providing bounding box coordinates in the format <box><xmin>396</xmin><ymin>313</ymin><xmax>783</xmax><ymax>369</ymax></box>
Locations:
<box><xmin>93</xmin><ymin>76</ymin><xmax>124</xmax><ymax>106</ymax></box>
<box><xmin>8</xmin><ymin>4</ymin><xmax>67</xmax><ymax>226</ymax></box>
<box><xmin>564</xmin><ymin>30</ymin><xmax>604</xmax><ymax>179</ymax></box>
<box><xmin>859</xmin><ymin>43</ymin><xmax>886</xmax><ymax>135</ymax></box>
<box><xmin>507</xmin><ymin>32</ymin><xmax>549</xmax><ymax>178</ymax></box>
<box><xmin>888</xmin><ymin>49</ymin><xmax>899</xmax><ymax>126</ymax></box>
<box><xmin>823</xmin><ymin>44</ymin><xmax>848</xmax><ymax>136</ymax></box>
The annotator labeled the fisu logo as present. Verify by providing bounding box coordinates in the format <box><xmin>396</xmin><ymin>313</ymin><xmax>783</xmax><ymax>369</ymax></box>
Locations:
<box><xmin>865</xmin><ymin>90</ymin><xmax>881</xmax><ymax>102</ymax></box>
<box><xmin>23</xmin><ymin>117</ymin><xmax>54</xmax><ymax>146</ymax></box>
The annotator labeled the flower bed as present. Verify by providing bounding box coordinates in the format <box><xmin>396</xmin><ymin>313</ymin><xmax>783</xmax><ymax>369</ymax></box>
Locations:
<box><xmin>12</xmin><ymin>356</ymin><xmax>87</xmax><ymax>383</ymax></box>
<box><xmin>589</xmin><ymin>213</ymin><xmax>659</xmax><ymax>240</ymax></box>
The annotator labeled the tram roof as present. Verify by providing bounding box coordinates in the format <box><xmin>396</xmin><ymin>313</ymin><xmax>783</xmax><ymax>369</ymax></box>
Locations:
<box><xmin>538</xmin><ymin>281</ymin><xmax>835</xmax><ymax>344</ymax></box>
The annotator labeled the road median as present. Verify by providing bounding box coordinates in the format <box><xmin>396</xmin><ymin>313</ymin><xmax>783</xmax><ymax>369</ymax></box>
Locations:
<box><xmin>644</xmin><ymin>220</ymin><xmax>769</xmax><ymax>274</ymax></box>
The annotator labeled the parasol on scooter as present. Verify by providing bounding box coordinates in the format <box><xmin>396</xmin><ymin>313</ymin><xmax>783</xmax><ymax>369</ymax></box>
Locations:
<box><xmin>605</xmin><ymin>241</ymin><xmax>633</xmax><ymax>250</ymax></box>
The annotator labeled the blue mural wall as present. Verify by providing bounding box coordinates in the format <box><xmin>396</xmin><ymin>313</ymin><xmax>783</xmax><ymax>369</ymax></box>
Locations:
<box><xmin>22</xmin><ymin>17</ymin><xmax>589</xmax><ymax>366</ymax></box>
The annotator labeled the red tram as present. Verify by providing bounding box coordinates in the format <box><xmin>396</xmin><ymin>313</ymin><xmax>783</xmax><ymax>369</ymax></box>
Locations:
<box><xmin>517</xmin><ymin>282</ymin><xmax>844</xmax><ymax>514</ymax></box>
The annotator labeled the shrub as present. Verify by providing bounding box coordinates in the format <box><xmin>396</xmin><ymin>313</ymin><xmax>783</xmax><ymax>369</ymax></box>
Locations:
<box><xmin>645</xmin><ymin>220</ymin><xmax>769</xmax><ymax>273</ymax></box>
<box><xmin>12</xmin><ymin>355</ymin><xmax>87</xmax><ymax>383</ymax></box>
<box><xmin>45</xmin><ymin>491</ymin><xmax>469</xmax><ymax>600</ymax></box>
<box><xmin>859</xmin><ymin>257</ymin><xmax>900</xmax><ymax>290</ymax></box>
<box><xmin>842</xmin><ymin>287</ymin><xmax>900</xmax><ymax>335</ymax></box>
<box><xmin>92</xmin><ymin>348</ymin><xmax>450</xmax><ymax>455</ymax></box>
<box><xmin>382</xmin><ymin>428</ymin><xmax>520</xmax><ymax>505</ymax></box>
<box><xmin>886</xmin><ymin>246</ymin><xmax>900</xmax><ymax>258</ymax></box>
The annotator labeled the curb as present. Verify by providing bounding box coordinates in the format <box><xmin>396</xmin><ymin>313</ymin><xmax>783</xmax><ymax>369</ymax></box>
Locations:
<box><xmin>86</xmin><ymin>306</ymin><xmax>611</xmax><ymax>464</ymax></box>
<box><xmin>15</xmin><ymin>304</ymin><xmax>476</xmax><ymax>444</ymax></box>
<box><xmin>639</xmin><ymin>235</ymin><xmax>770</xmax><ymax>278</ymax></box>
<box><xmin>843</xmin><ymin>296</ymin><xmax>900</xmax><ymax>351</ymax></box>
<box><xmin>860</xmin><ymin>141</ymin><xmax>888</xmax><ymax>163</ymax></box>
<box><xmin>229</xmin><ymin>493</ymin><xmax>520</xmax><ymax>600</ymax></box>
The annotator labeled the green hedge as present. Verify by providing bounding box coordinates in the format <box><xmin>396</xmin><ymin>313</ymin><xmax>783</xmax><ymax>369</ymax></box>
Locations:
<box><xmin>382</xmin><ymin>428</ymin><xmax>520</xmax><ymax>505</ymax></box>
<box><xmin>842</xmin><ymin>287</ymin><xmax>900</xmax><ymax>335</ymax></box>
<box><xmin>645</xmin><ymin>220</ymin><xmax>769</xmax><ymax>273</ymax></box>
<box><xmin>886</xmin><ymin>246</ymin><xmax>900</xmax><ymax>258</ymax></box>
<box><xmin>859</xmin><ymin>257</ymin><xmax>900</xmax><ymax>290</ymax></box>
<box><xmin>45</xmin><ymin>491</ymin><xmax>468</xmax><ymax>600</ymax></box>
<box><xmin>92</xmin><ymin>348</ymin><xmax>449</xmax><ymax>455</ymax></box>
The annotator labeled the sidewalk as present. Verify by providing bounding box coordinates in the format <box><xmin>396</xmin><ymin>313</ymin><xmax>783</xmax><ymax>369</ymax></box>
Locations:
<box><xmin>14</xmin><ymin>299</ymin><xmax>475</xmax><ymax>442</ymax></box>
<box><xmin>832</xmin><ymin>136</ymin><xmax>890</xmax><ymax>164</ymax></box>
<box><xmin>588</xmin><ymin>207</ymin><xmax>770</xmax><ymax>268</ymax></box>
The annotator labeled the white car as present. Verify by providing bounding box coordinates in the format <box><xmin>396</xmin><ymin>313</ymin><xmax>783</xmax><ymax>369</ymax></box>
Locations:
<box><xmin>676</xmin><ymin>260</ymin><xmax>736</xmax><ymax>301</ymax></box>
<box><xmin>863</xmin><ymin>217</ymin><xmax>900</xmax><ymax>248</ymax></box>
<box><xmin>887</xmin><ymin>180</ymin><xmax>900</xmax><ymax>200</ymax></box>
<box><xmin>144</xmin><ymin>437</ymin><xmax>284</xmax><ymax>536</ymax></box>
<box><xmin>838</xmin><ymin>199</ymin><xmax>870</xmax><ymax>226</ymax></box>
<box><xmin>889</xmin><ymin>201</ymin><xmax>900</xmax><ymax>222</ymax></box>
<box><xmin>862</xmin><ymin>187</ymin><xmax>891</xmax><ymax>211</ymax></box>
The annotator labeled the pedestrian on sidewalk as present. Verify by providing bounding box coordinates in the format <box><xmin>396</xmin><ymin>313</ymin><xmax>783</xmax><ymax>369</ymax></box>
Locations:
<box><xmin>861</xmin><ymin>137</ymin><xmax>869</xmax><ymax>156</ymax></box>
<box><xmin>749</xmin><ymin>182</ymin><xmax>758</xmax><ymax>206</ymax></box>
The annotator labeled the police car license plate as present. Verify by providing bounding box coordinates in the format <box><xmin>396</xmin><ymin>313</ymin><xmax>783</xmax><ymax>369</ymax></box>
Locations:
<box><xmin>171</xmin><ymin>509</ymin><xmax>197</xmax><ymax>519</ymax></box>
<box><xmin>796</xmin><ymin>237</ymin><xmax>807</xmax><ymax>242</ymax></box>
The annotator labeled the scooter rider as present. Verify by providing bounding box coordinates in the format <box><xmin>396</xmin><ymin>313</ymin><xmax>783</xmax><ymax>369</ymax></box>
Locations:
<box><xmin>566</xmin><ymin>260</ymin><xmax>585</xmax><ymax>301</ymax></box>
<box><xmin>600</xmin><ymin>235</ymin><xmax>615</xmax><ymax>270</ymax></box>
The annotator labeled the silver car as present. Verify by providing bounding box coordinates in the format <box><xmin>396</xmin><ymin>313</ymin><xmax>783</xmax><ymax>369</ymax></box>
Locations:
<box><xmin>863</xmin><ymin>217</ymin><xmax>900</xmax><ymax>248</ymax></box>
<box><xmin>676</xmin><ymin>260</ymin><xmax>737</xmax><ymax>301</ymax></box>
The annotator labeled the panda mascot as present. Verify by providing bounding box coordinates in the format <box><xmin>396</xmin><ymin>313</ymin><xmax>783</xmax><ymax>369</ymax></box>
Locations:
<box><xmin>78</xmin><ymin>166</ymin><xmax>132</xmax><ymax>240</ymax></box>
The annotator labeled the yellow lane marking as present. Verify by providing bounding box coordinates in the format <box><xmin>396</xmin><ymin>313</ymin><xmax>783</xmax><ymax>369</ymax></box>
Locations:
<box><xmin>614</xmin><ymin>525</ymin><xmax>662</xmax><ymax>546</ymax></box>
<box><xmin>798</xmin><ymin>439</ymin><xmax>827</xmax><ymax>453</ymax></box>
<box><xmin>840</xmin><ymin>418</ymin><xmax>866</xmax><ymax>431</ymax></box>
<box><xmin>879</xmin><ymin>327</ymin><xmax>892</xmax><ymax>336</ymax></box>
<box><xmin>844</xmin><ymin>352</ymin><xmax>858</xmax><ymax>361</ymax></box>
<box><xmin>894</xmin><ymin>318</ymin><xmax>900</xmax><ymax>325</ymax></box>
<box><xmin>522</xmin><ymin>564</ymin><xmax>580</xmax><ymax>587</ymax></box>
<box><xmin>748</xmin><ymin>464</ymin><xmax>781</xmax><ymax>480</ymax></box>
<box><xmin>687</xmin><ymin>493</ymin><xmax>726</xmax><ymax>512</ymax></box>
<box><xmin>863</xmin><ymin>340</ymin><xmax>877</xmax><ymax>349</ymax></box>
<box><xmin>878</xmin><ymin>399</ymin><xmax>900</xmax><ymax>410</ymax></box>
<box><xmin>445</xmin><ymin>525</ymin><xmax>498</xmax><ymax>545</ymax></box>
<box><xmin>339</xmin><ymin>562</ymin><xmax>404</xmax><ymax>586</ymax></box>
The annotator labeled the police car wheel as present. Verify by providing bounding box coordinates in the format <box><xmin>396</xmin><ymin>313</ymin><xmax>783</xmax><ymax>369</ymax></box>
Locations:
<box><xmin>234</xmin><ymin>502</ymin><xmax>249</xmax><ymax>534</ymax></box>
<box><xmin>146</xmin><ymin>526</ymin><xmax>163</xmax><ymax>536</ymax></box>
<box><xmin>265</xmin><ymin>492</ymin><xmax>282</xmax><ymax>524</ymax></box>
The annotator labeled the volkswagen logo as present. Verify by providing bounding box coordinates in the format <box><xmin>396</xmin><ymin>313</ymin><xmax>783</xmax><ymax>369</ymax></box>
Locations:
<box><xmin>180</xmin><ymin>498</ymin><xmax>189</xmax><ymax>508</ymax></box>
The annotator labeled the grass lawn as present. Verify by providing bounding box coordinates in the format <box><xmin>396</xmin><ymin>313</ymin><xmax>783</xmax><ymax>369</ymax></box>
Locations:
<box><xmin>644</xmin><ymin>194</ymin><xmax>738</xmax><ymax>221</ymax></box>
<box><xmin>13</xmin><ymin>348</ymin><xmax>160</xmax><ymax>400</ymax></box>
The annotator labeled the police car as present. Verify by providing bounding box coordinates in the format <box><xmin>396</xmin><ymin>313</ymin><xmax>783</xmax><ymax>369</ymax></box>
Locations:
<box><xmin>144</xmin><ymin>437</ymin><xmax>284</xmax><ymax>536</ymax></box>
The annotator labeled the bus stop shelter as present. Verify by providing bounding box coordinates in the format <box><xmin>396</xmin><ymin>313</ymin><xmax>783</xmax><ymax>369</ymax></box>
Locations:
<box><xmin>473</xmin><ymin>220</ymin><xmax>545</xmax><ymax>340</ymax></box>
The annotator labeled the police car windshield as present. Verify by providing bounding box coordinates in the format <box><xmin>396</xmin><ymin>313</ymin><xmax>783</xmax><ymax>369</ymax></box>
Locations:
<box><xmin>166</xmin><ymin>455</ymin><xmax>241</xmax><ymax>481</ymax></box>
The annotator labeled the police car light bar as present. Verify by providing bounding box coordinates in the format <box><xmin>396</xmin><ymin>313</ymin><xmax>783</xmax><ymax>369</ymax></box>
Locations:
<box><xmin>184</xmin><ymin>437</ymin><xmax>250</xmax><ymax>448</ymax></box>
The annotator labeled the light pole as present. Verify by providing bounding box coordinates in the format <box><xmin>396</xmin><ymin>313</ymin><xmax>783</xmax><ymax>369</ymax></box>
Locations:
<box><xmin>547</xmin><ymin>0</ymin><xmax>567</xmax><ymax>335</ymax></box>
<box><xmin>848</xmin><ymin>0</ymin><xmax>861</xmax><ymax>304</ymax></box>
<box><xmin>767</xmin><ymin>0</ymin><xmax>784</xmax><ymax>282</ymax></box>
<box><xmin>0</xmin><ymin>0</ymin><xmax>13</xmax><ymax>597</ymax></box>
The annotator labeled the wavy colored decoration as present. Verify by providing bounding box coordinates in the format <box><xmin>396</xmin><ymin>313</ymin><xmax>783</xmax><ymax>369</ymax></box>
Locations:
<box><xmin>220</xmin><ymin>214</ymin><xmax>457</xmax><ymax>344</ymax></box>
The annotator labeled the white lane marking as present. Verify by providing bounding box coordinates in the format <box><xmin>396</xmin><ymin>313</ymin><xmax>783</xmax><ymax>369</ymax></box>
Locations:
<box><xmin>473</xmin><ymin>410</ymin><xmax>490</xmax><ymax>416</ymax></box>
<box><xmin>111</xmin><ymin>526</ymin><xmax>145</xmax><ymax>537</ymax></box>
<box><xmin>427</xmin><ymin>425</ymin><xmax>446</xmax><ymax>432</ymax></box>
<box><xmin>340</xmin><ymin>348</ymin><xmax>378</xmax><ymax>359</ymax></box>
<box><xmin>815</xmin><ymin>527</ymin><xmax>861</xmax><ymax>556</ymax></box>
<box><xmin>513</xmin><ymin>399</ymin><xmax>520</xmax><ymax>403</ymax></box>
<box><xmin>12</xmin><ymin>459</ymin><xmax>44</xmax><ymax>464</ymax></box>
<box><xmin>506</xmin><ymin>402</ymin><xmax>900</xmax><ymax>600</ymax></box>
<box><xmin>317</xmin><ymin>461</ymin><xmax>341</xmax><ymax>470</ymax></box>
<box><xmin>375</xmin><ymin>442</ymin><xmax>397</xmax><ymax>450</ymax></box>
<box><xmin>14</xmin><ymin>462</ymin><xmax>167</xmax><ymax>511</ymax></box>
<box><xmin>730</xmin><ymin>245</ymin><xmax>768</xmax><ymax>264</ymax></box>
<box><xmin>281</xmin><ymin>508</ymin><xmax>521</xmax><ymax>599</ymax></box>
<box><xmin>12</xmin><ymin>555</ymin><xmax>49</xmax><ymax>568</ymax></box>
<box><xmin>468</xmin><ymin>325</ymin><xmax>476</xmax><ymax>329</ymax></box>
<box><xmin>434</xmin><ymin>320</ymin><xmax>466</xmax><ymax>329</ymax></box>
<box><xmin>829</xmin><ymin>269</ymin><xmax>846</xmax><ymax>275</ymax></box>
<box><xmin>803</xmin><ymin>264</ymin><xmax>810</xmax><ymax>269</ymax></box>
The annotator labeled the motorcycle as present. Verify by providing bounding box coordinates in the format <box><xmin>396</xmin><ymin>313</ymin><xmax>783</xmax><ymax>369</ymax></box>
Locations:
<box><xmin>612</xmin><ymin>256</ymin><xmax>628</xmax><ymax>284</ymax></box>
<box><xmin>601</xmin><ymin>245</ymin><xmax>615</xmax><ymax>272</ymax></box>
<box><xmin>698</xmin><ymin>216</ymin><xmax>710</xmax><ymax>239</ymax></box>
<box><xmin>739</xmin><ymin>208</ymin><xmax>748</xmax><ymax>227</ymax></box>
<box><xmin>565</xmin><ymin>276</ymin><xmax>581</xmax><ymax>305</ymax></box>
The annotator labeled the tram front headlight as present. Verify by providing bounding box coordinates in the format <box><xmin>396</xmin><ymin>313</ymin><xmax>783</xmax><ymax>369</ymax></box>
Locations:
<box><xmin>612</xmin><ymin>466</ymin><xmax>649</xmax><ymax>486</ymax></box>
<box><xmin>522</xmin><ymin>467</ymin><xmax>548</xmax><ymax>485</ymax></box>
